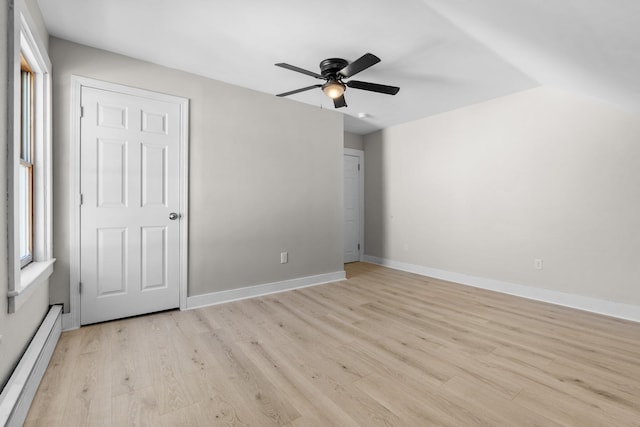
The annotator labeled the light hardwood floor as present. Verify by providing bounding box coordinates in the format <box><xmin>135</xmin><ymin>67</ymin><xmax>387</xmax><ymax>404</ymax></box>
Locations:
<box><xmin>26</xmin><ymin>263</ymin><xmax>640</xmax><ymax>426</ymax></box>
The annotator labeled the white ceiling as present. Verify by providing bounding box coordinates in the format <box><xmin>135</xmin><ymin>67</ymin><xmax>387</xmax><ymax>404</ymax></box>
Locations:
<box><xmin>37</xmin><ymin>0</ymin><xmax>640</xmax><ymax>134</ymax></box>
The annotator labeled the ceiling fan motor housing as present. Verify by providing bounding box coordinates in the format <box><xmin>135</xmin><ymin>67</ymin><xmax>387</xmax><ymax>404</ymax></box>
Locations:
<box><xmin>320</xmin><ymin>58</ymin><xmax>349</xmax><ymax>79</ymax></box>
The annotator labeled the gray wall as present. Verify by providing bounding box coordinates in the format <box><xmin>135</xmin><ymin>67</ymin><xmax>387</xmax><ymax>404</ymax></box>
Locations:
<box><xmin>364</xmin><ymin>86</ymin><xmax>640</xmax><ymax>306</ymax></box>
<box><xmin>0</xmin><ymin>0</ymin><xmax>51</xmax><ymax>388</ymax></box>
<box><xmin>344</xmin><ymin>132</ymin><xmax>364</xmax><ymax>150</ymax></box>
<box><xmin>49</xmin><ymin>38</ymin><xmax>344</xmax><ymax>308</ymax></box>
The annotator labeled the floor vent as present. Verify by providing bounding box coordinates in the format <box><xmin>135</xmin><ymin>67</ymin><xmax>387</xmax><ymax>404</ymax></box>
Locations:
<box><xmin>0</xmin><ymin>305</ymin><xmax>62</xmax><ymax>426</ymax></box>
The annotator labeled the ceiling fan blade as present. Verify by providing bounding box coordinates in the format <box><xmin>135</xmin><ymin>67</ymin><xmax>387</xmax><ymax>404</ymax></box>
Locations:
<box><xmin>338</xmin><ymin>53</ymin><xmax>380</xmax><ymax>78</ymax></box>
<box><xmin>346</xmin><ymin>80</ymin><xmax>400</xmax><ymax>95</ymax></box>
<box><xmin>276</xmin><ymin>84</ymin><xmax>322</xmax><ymax>97</ymax></box>
<box><xmin>275</xmin><ymin>63</ymin><xmax>323</xmax><ymax>79</ymax></box>
<box><xmin>333</xmin><ymin>94</ymin><xmax>347</xmax><ymax>108</ymax></box>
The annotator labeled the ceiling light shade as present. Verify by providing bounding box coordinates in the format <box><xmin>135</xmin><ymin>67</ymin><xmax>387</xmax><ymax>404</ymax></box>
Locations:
<box><xmin>322</xmin><ymin>80</ymin><xmax>345</xmax><ymax>99</ymax></box>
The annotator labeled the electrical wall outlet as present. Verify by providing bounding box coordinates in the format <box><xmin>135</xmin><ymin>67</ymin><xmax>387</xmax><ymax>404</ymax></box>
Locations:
<box><xmin>534</xmin><ymin>258</ymin><xmax>543</xmax><ymax>270</ymax></box>
<box><xmin>280</xmin><ymin>252</ymin><xmax>288</xmax><ymax>264</ymax></box>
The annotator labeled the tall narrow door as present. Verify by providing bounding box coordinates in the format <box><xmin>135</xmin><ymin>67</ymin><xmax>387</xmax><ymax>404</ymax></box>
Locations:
<box><xmin>80</xmin><ymin>86</ymin><xmax>182</xmax><ymax>325</ymax></box>
<box><xmin>344</xmin><ymin>154</ymin><xmax>361</xmax><ymax>263</ymax></box>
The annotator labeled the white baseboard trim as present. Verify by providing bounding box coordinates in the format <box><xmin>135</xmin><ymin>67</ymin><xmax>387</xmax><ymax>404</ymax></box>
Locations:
<box><xmin>363</xmin><ymin>255</ymin><xmax>640</xmax><ymax>323</ymax></box>
<box><xmin>61</xmin><ymin>312</ymin><xmax>79</xmax><ymax>332</ymax></box>
<box><xmin>0</xmin><ymin>305</ymin><xmax>62</xmax><ymax>427</ymax></box>
<box><xmin>186</xmin><ymin>271</ymin><xmax>346</xmax><ymax>310</ymax></box>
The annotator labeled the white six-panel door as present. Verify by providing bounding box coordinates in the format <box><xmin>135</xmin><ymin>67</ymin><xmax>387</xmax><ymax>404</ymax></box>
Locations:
<box><xmin>80</xmin><ymin>86</ymin><xmax>182</xmax><ymax>324</ymax></box>
<box><xmin>344</xmin><ymin>153</ymin><xmax>361</xmax><ymax>263</ymax></box>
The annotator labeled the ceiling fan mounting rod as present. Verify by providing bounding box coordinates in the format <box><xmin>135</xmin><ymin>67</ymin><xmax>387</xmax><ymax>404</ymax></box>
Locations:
<box><xmin>319</xmin><ymin>58</ymin><xmax>349</xmax><ymax>79</ymax></box>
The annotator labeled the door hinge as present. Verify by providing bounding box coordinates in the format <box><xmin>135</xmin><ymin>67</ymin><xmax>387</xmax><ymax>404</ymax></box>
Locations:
<box><xmin>79</xmin><ymin>193</ymin><xmax>83</xmax><ymax>205</ymax></box>
<box><xmin>80</xmin><ymin>106</ymin><xmax>84</xmax><ymax>118</ymax></box>
<box><xmin>358</xmin><ymin>243</ymin><xmax>361</xmax><ymax>251</ymax></box>
<box><xmin>79</xmin><ymin>282</ymin><xmax>82</xmax><ymax>294</ymax></box>
<box><xmin>358</xmin><ymin>163</ymin><xmax>360</xmax><ymax>171</ymax></box>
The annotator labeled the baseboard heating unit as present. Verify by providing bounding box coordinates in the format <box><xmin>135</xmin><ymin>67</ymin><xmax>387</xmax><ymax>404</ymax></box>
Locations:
<box><xmin>0</xmin><ymin>305</ymin><xmax>62</xmax><ymax>427</ymax></box>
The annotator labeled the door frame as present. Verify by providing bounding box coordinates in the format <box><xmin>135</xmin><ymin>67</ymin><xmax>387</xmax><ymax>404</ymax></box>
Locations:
<box><xmin>344</xmin><ymin>148</ymin><xmax>365</xmax><ymax>262</ymax></box>
<box><xmin>66</xmin><ymin>76</ymin><xmax>189</xmax><ymax>330</ymax></box>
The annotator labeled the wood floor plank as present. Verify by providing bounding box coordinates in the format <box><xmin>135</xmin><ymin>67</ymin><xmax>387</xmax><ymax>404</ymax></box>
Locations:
<box><xmin>109</xmin><ymin>317</ymin><xmax>154</xmax><ymax>397</ymax></box>
<box><xmin>23</xmin><ymin>330</ymin><xmax>83</xmax><ymax>426</ymax></box>
<box><xmin>145</xmin><ymin>313</ymin><xmax>204</xmax><ymax>416</ymax></box>
<box><xmin>111</xmin><ymin>386</ymin><xmax>160</xmax><ymax>427</ymax></box>
<box><xmin>61</xmin><ymin>341</ymin><xmax>112</xmax><ymax>426</ymax></box>
<box><xmin>441</xmin><ymin>375</ymin><xmax>562</xmax><ymax>427</ymax></box>
<box><xmin>297</xmin><ymin>286</ymin><xmax>369</xmax><ymax>324</ymax></box>
<box><xmin>25</xmin><ymin>262</ymin><xmax>640</xmax><ymax>426</ymax></box>
<box><xmin>169</xmin><ymin>307</ymin><xmax>221</xmax><ymax>335</ymax></box>
<box><xmin>196</xmin><ymin>328</ymin><xmax>302</xmax><ymax>426</ymax></box>
<box><xmin>354</xmin><ymin>372</ymin><xmax>485</xmax><ymax>427</ymax></box>
<box><xmin>237</xmin><ymin>339</ymin><xmax>361</xmax><ymax>427</ymax></box>
<box><xmin>514</xmin><ymin>382</ymin><xmax>638</xmax><ymax>426</ymax></box>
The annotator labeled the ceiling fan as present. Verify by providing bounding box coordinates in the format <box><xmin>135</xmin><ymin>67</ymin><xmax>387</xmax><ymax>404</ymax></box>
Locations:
<box><xmin>275</xmin><ymin>53</ymin><xmax>400</xmax><ymax>108</ymax></box>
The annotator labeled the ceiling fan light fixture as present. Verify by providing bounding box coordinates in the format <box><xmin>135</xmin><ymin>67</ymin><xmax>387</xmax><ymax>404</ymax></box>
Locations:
<box><xmin>322</xmin><ymin>80</ymin><xmax>345</xmax><ymax>99</ymax></box>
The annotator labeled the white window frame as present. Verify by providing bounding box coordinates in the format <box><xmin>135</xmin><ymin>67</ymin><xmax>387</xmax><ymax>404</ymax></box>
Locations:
<box><xmin>7</xmin><ymin>0</ymin><xmax>55</xmax><ymax>313</ymax></box>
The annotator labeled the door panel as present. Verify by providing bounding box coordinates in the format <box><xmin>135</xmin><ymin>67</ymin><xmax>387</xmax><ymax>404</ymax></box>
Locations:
<box><xmin>97</xmin><ymin>138</ymin><xmax>127</xmax><ymax>207</ymax></box>
<box><xmin>141</xmin><ymin>144</ymin><xmax>168</xmax><ymax>207</ymax></box>
<box><xmin>96</xmin><ymin>227</ymin><xmax>127</xmax><ymax>296</ymax></box>
<box><xmin>98</xmin><ymin>103</ymin><xmax>128</xmax><ymax>129</ymax></box>
<box><xmin>141</xmin><ymin>226</ymin><xmax>167</xmax><ymax>290</ymax></box>
<box><xmin>80</xmin><ymin>86</ymin><xmax>181</xmax><ymax>325</ymax></box>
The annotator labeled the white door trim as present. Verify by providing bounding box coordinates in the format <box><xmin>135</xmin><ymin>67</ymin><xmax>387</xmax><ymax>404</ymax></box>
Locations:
<box><xmin>344</xmin><ymin>148</ymin><xmax>364</xmax><ymax>262</ymax></box>
<box><xmin>66</xmin><ymin>76</ymin><xmax>189</xmax><ymax>330</ymax></box>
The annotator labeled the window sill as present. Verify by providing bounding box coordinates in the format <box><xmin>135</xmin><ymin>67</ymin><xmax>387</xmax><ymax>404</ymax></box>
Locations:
<box><xmin>8</xmin><ymin>259</ymin><xmax>56</xmax><ymax>313</ymax></box>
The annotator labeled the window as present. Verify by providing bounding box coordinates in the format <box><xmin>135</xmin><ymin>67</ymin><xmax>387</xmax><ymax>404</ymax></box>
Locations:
<box><xmin>7</xmin><ymin>0</ymin><xmax>54</xmax><ymax>313</ymax></box>
<box><xmin>20</xmin><ymin>55</ymin><xmax>35</xmax><ymax>268</ymax></box>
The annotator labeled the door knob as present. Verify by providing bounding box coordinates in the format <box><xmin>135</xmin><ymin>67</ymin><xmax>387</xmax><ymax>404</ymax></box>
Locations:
<box><xmin>169</xmin><ymin>212</ymin><xmax>179</xmax><ymax>220</ymax></box>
